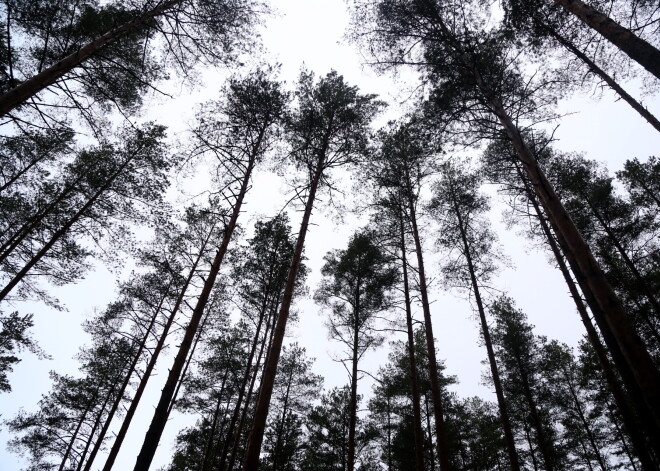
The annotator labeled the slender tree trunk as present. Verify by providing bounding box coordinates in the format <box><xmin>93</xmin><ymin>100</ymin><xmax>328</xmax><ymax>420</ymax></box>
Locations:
<box><xmin>523</xmin><ymin>419</ymin><xmax>540</xmax><ymax>471</ymax></box>
<box><xmin>425</xmin><ymin>394</ymin><xmax>436</xmax><ymax>471</ymax></box>
<box><xmin>272</xmin><ymin>370</ymin><xmax>293</xmax><ymax>471</ymax></box>
<box><xmin>551</xmin><ymin>0</ymin><xmax>660</xmax><ymax>80</ymax></box>
<box><xmin>226</xmin><ymin>295</ymin><xmax>279</xmax><ymax>471</ymax></box>
<box><xmin>514</xmin><ymin>353</ymin><xmax>555</xmax><ymax>471</ymax></box>
<box><xmin>480</xmin><ymin>85</ymin><xmax>660</xmax><ymax>431</ymax></box>
<box><xmin>216</xmin><ymin>285</ymin><xmax>276</xmax><ymax>471</ymax></box>
<box><xmin>608</xmin><ymin>404</ymin><xmax>640</xmax><ymax>471</ymax></box>
<box><xmin>82</xmin><ymin>284</ymin><xmax>171</xmax><ymax>471</ymax></box>
<box><xmin>201</xmin><ymin>368</ymin><xmax>231</xmax><ymax>471</ymax></box>
<box><xmin>562</xmin><ymin>365</ymin><xmax>609</xmax><ymax>471</ymax></box>
<box><xmin>133</xmin><ymin>153</ymin><xmax>257</xmax><ymax>471</ymax></box>
<box><xmin>101</xmin><ymin>231</ymin><xmax>211</xmax><ymax>471</ymax></box>
<box><xmin>451</xmin><ymin>196</ymin><xmax>520</xmax><ymax>471</ymax></box>
<box><xmin>0</xmin><ymin>0</ymin><xmax>183</xmax><ymax>116</ymax></box>
<box><xmin>399</xmin><ymin>205</ymin><xmax>425</xmax><ymax>471</ymax></box>
<box><xmin>547</xmin><ymin>28</ymin><xmax>660</xmax><ymax>133</ymax></box>
<box><xmin>347</xmin><ymin>292</ymin><xmax>361</xmax><ymax>471</ymax></box>
<box><xmin>404</xmin><ymin>172</ymin><xmax>450</xmax><ymax>471</ymax></box>
<box><xmin>77</xmin><ymin>386</ymin><xmax>115</xmax><ymax>471</ymax></box>
<box><xmin>242</xmin><ymin>151</ymin><xmax>326</xmax><ymax>471</ymax></box>
<box><xmin>518</xmin><ymin>163</ymin><xmax>660</xmax><ymax>469</ymax></box>
<box><xmin>0</xmin><ymin>154</ymin><xmax>134</xmax><ymax>301</ymax></box>
<box><xmin>59</xmin><ymin>397</ymin><xmax>97</xmax><ymax>471</ymax></box>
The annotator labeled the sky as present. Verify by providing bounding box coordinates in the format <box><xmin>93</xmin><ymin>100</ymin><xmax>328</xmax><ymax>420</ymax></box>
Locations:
<box><xmin>1</xmin><ymin>0</ymin><xmax>659</xmax><ymax>470</ymax></box>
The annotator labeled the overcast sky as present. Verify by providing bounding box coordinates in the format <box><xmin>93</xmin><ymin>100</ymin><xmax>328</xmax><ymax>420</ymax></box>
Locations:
<box><xmin>1</xmin><ymin>0</ymin><xmax>659</xmax><ymax>470</ymax></box>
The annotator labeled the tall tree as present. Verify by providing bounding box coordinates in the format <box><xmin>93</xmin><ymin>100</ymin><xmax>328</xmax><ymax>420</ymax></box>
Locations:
<box><xmin>133</xmin><ymin>70</ymin><xmax>286</xmax><ymax>471</ymax></box>
<box><xmin>367</xmin><ymin>119</ymin><xmax>451</xmax><ymax>470</ymax></box>
<box><xmin>315</xmin><ymin>230</ymin><xmax>397</xmax><ymax>471</ymax></box>
<box><xmin>428</xmin><ymin>161</ymin><xmax>520</xmax><ymax>471</ymax></box>
<box><xmin>243</xmin><ymin>70</ymin><xmax>382</xmax><ymax>470</ymax></box>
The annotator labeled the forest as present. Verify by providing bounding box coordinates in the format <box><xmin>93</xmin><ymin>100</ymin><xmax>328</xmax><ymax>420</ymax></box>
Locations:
<box><xmin>0</xmin><ymin>0</ymin><xmax>659</xmax><ymax>470</ymax></box>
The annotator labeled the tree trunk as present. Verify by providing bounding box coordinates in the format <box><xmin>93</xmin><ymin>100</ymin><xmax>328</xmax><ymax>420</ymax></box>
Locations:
<box><xmin>216</xmin><ymin>283</ymin><xmax>276</xmax><ymax>471</ymax></box>
<box><xmin>226</xmin><ymin>294</ymin><xmax>279</xmax><ymax>471</ymax></box>
<box><xmin>481</xmin><ymin>86</ymin><xmax>660</xmax><ymax>432</ymax></box>
<box><xmin>561</xmin><ymin>365</ymin><xmax>609</xmax><ymax>471</ymax></box>
<box><xmin>517</xmin><ymin>163</ymin><xmax>660</xmax><ymax>469</ymax></box>
<box><xmin>201</xmin><ymin>368</ymin><xmax>231</xmax><ymax>471</ymax></box>
<box><xmin>552</xmin><ymin>0</ymin><xmax>660</xmax><ymax>80</ymax></box>
<box><xmin>451</xmin><ymin>194</ymin><xmax>520</xmax><ymax>471</ymax></box>
<box><xmin>404</xmin><ymin>171</ymin><xmax>450</xmax><ymax>471</ymax></box>
<box><xmin>101</xmin><ymin>227</ymin><xmax>212</xmax><ymax>471</ymax></box>
<box><xmin>347</xmin><ymin>289</ymin><xmax>361</xmax><ymax>471</ymax></box>
<box><xmin>242</xmin><ymin>151</ymin><xmax>326</xmax><ymax>471</ymax></box>
<box><xmin>425</xmin><ymin>394</ymin><xmax>436</xmax><ymax>471</ymax></box>
<box><xmin>399</xmin><ymin>205</ymin><xmax>425</xmax><ymax>471</ymax></box>
<box><xmin>514</xmin><ymin>351</ymin><xmax>555</xmax><ymax>471</ymax></box>
<box><xmin>608</xmin><ymin>404</ymin><xmax>640</xmax><ymax>471</ymax></box>
<box><xmin>133</xmin><ymin>153</ymin><xmax>257</xmax><ymax>471</ymax></box>
<box><xmin>0</xmin><ymin>0</ymin><xmax>183</xmax><ymax>116</ymax></box>
<box><xmin>547</xmin><ymin>28</ymin><xmax>660</xmax><ymax>133</ymax></box>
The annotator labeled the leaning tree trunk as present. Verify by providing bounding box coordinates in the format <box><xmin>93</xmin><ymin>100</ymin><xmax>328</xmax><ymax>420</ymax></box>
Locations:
<box><xmin>216</xmin><ymin>287</ymin><xmax>275</xmax><ymax>471</ymax></box>
<box><xmin>242</xmin><ymin>151</ymin><xmax>326</xmax><ymax>471</ymax></box>
<box><xmin>551</xmin><ymin>0</ymin><xmax>660</xmax><ymax>80</ymax></box>
<box><xmin>101</xmin><ymin>226</ymin><xmax>213</xmax><ymax>471</ymax></box>
<box><xmin>478</xmin><ymin>79</ymin><xmax>660</xmax><ymax>432</ymax></box>
<box><xmin>133</xmin><ymin>153</ymin><xmax>257</xmax><ymax>471</ymax></box>
<box><xmin>547</xmin><ymin>28</ymin><xmax>660</xmax><ymax>133</ymax></box>
<box><xmin>0</xmin><ymin>0</ymin><xmax>183</xmax><ymax>116</ymax></box>
<box><xmin>404</xmin><ymin>171</ymin><xmax>450</xmax><ymax>471</ymax></box>
<box><xmin>451</xmin><ymin>196</ymin><xmax>520</xmax><ymax>471</ymax></box>
<box><xmin>226</xmin><ymin>294</ymin><xmax>280</xmax><ymax>471</ymax></box>
<box><xmin>517</xmin><ymin>164</ymin><xmax>660</xmax><ymax>468</ymax></box>
<box><xmin>399</xmin><ymin>205</ymin><xmax>426</xmax><ymax>471</ymax></box>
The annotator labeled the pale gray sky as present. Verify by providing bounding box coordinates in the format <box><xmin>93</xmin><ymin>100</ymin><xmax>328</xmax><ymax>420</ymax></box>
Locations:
<box><xmin>1</xmin><ymin>1</ymin><xmax>659</xmax><ymax>470</ymax></box>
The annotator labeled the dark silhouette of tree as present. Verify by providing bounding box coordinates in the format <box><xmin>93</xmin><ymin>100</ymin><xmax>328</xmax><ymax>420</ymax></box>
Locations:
<box><xmin>315</xmin><ymin>230</ymin><xmax>397</xmax><ymax>471</ymax></box>
<box><xmin>243</xmin><ymin>70</ymin><xmax>382</xmax><ymax>470</ymax></box>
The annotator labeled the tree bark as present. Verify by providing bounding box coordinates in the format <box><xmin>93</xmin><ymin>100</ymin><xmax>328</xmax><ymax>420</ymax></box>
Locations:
<box><xmin>399</xmin><ymin>205</ymin><xmax>426</xmax><ymax>471</ymax></box>
<box><xmin>347</xmin><ymin>285</ymin><xmax>361</xmax><ymax>471</ymax></box>
<box><xmin>242</xmin><ymin>151</ymin><xmax>326</xmax><ymax>471</ymax></box>
<box><xmin>0</xmin><ymin>0</ymin><xmax>183</xmax><ymax>116</ymax></box>
<box><xmin>552</xmin><ymin>0</ymin><xmax>660</xmax><ymax>81</ymax></box>
<box><xmin>404</xmin><ymin>171</ymin><xmax>450</xmax><ymax>471</ymax></box>
<box><xmin>133</xmin><ymin>152</ymin><xmax>257</xmax><ymax>471</ymax></box>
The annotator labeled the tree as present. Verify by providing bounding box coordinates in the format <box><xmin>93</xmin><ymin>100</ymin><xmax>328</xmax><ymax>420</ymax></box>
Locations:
<box><xmin>243</xmin><ymin>70</ymin><xmax>382</xmax><ymax>470</ymax></box>
<box><xmin>315</xmin><ymin>230</ymin><xmax>397</xmax><ymax>471</ymax></box>
<box><xmin>0</xmin><ymin>122</ymin><xmax>172</xmax><ymax>304</ymax></box>
<box><xmin>133</xmin><ymin>70</ymin><xmax>286</xmax><ymax>471</ymax></box>
<box><xmin>490</xmin><ymin>296</ymin><xmax>564</xmax><ymax>470</ymax></box>
<box><xmin>428</xmin><ymin>161</ymin><xmax>520</xmax><ymax>471</ymax></box>
<box><xmin>366</xmin><ymin>119</ymin><xmax>451</xmax><ymax>470</ymax></box>
<box><xmin>262</xmin><ymin>344</ymin><xmax>322</xmax><ymax>471</ymax></box>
